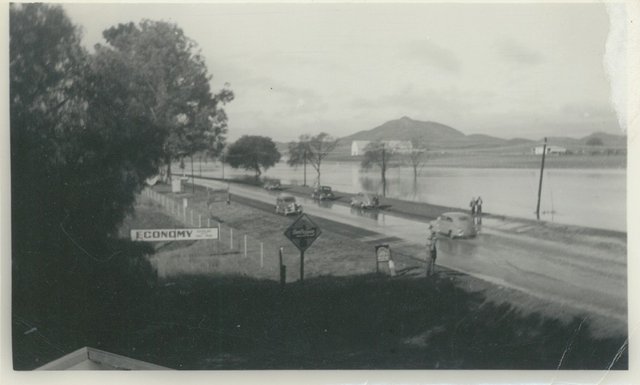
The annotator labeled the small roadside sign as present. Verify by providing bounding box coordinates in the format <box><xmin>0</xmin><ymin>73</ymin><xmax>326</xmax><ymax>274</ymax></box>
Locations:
<box><xmin>376</xmin><ymin>245</ymin><xmax>390</xmax><ymax>262</ymax></box>
<box><xmin>284</xmin><ymin>214</ymin><xmax>322</xmax><ymax>282</ymax></box>
<box><xmin>131</xmin><ymin>227</ymin><xmax>219</xmax><ymax>242</ymax></box>
<box><xmin>375</xmin><ymin>244</ymin><xmax>394</xmax><ymax>275</ymax></box>
<box><xmin>284</xmin><ymin>214</ymin><xmax>322</xmax><ymax>252</ymax></box>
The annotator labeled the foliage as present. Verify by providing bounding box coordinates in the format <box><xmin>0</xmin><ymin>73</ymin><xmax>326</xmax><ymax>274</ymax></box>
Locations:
<box><xmin>360</xmin><ymin>141</ymin><xmax>398</xmax><ymax>196</ymax></box>
<box><xmin>96</xmin><ymin>20</ymin><xmax>234</xmax><ymax>179</ymax></box>
<box><xmin>287</xmin><ymin>133</ymin><xmax>339</xmax><ymax>186</ymax></box>
<box><xmin>11</xmin><ymin>3</ymin><xmax>94</xmax><ymax>312</ymax></box>
<box><xmin>226</xmin><ymin>135</ymin><xmax>281</xmax><ymax>177</ymax></box>
<box><xmin>9</xmin><ymin>4</ymin><xmax>232</xmax><ymax>349</ymax></box>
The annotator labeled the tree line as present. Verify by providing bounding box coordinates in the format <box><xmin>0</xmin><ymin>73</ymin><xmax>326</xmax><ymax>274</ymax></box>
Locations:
<box><xmin>225</xmin><ymin>133</ymin><xmax>429</xmax><ymax>197</ymax></box>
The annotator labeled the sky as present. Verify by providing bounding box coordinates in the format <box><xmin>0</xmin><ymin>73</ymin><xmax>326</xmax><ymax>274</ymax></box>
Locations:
<box><xmin>61</xmin><ymin>2</ymin><xmax>627</xmax><ymax>142</ymax></box>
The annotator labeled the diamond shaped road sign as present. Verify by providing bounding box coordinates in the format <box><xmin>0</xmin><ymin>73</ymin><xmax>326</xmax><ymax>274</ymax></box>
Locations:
<box><xmin>284</xmin><ymin>213</ymin><xmax>322</xmax><ymax>252</ymax></box>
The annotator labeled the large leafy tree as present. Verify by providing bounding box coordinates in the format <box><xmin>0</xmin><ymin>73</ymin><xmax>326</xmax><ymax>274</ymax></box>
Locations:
<box><xmin>11</xmin><ymin>3</ymin><xmax>92</xmax><ymax>308</ymax></box>
<box><xmin>10</xmin><ymin>5</ymin><xmax>233</xmax><ymax>365</ymax></box>
<box><xmin>96</xmin><ymin>20</ymin><xmax>233</xmax><ymax>181</ymax></box>
<box><xmin>287</xmin><ymin>133</ymin><xmax>339</xmax><ymax>187</ymax></box>
<box><xmin>226</xmin><ymin>136</ymin><xmax>281</xmax><ymax>178</ymax></box>
<box><xmin>11</xmin><ymin>2</ymin><xmax>161</xmax><ymax>317</ymax></box>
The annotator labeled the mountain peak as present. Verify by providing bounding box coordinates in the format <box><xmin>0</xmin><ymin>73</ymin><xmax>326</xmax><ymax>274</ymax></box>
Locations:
<box><xmin>344</xmin><ymin>117</ymin><xmax>466</xmax><ymax>143</ymax></box>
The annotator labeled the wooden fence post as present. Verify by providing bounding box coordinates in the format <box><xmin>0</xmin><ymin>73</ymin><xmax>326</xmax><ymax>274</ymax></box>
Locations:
<box><xmin>260</xmin><ymin>243</ymin><xmax>264</xmax><ymax>268</ymax></box>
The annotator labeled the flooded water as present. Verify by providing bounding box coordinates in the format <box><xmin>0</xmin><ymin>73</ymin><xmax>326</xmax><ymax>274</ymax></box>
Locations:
<box><xmin>192</xmin><ymin>161</ymin><xmax>625</xmax><ymax>232</ymax></box>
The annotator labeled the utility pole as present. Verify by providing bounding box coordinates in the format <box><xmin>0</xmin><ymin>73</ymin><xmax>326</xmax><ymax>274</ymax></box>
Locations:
<box><xmin>190</xmin><ymin>155</ymin><xmax>195</xmax><ymax>194</ymax></box>
<box><xmin>303</xmin><ymin>148</ymin><xmax>307</xmax><ymax>187</ymax></box>
<box><xmin>221</xmin><ymin>153</ymin><xmax>225</xmax><ymax>180</ymax></box>
<box><xmin>381</xmin><ymin>142</ymin><xmax>386</xmax><ymax>197</ymax></box>
<box><xmin>536</xmin><ymin>137</ymin><xmax>548</xmax><ymax>220</ymax></box>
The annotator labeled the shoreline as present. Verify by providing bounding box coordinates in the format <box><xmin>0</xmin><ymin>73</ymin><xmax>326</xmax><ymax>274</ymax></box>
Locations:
<box><xmin>182</xmin><ymin>174</ymin><xmax>627</xmax><ymax>240</ymax></box>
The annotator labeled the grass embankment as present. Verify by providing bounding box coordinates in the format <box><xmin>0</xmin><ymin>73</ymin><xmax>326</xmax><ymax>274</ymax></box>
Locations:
<box><xmin>91</xmin><ymin>188</ymin><xmax>628</xmax><ymax>370</ymax></box>
<box><xmin>116</xmin><ymin>273</ymin><xmax>627</xmax><ymax>370</ymax></box>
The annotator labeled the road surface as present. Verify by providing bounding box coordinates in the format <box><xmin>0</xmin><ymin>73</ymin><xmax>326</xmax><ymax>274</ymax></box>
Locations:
<box><xmin>191</xmin><ymin>178</ymin><xmax>627</xmax><ymax>323</ymax></box>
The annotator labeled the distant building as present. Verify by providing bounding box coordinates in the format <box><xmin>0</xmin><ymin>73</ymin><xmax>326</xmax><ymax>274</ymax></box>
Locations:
<box><xmin>384</xmin><ymin>140</ymin><xmax>413</xmax><ymax>154</ymax></box>
<box><xmin>351</xmin><ymin>140</ymin><xmax>371</xmax><ymax>156</ymax></box>
<box><xmin>351</xmin><ymin>140</ymin><xmax>413</xmax><ymax>156</ymax></box>
<box><xmin>532</xmin><ymin>145</ymin><xmax>567</xmax><ymax>155</ymax></box>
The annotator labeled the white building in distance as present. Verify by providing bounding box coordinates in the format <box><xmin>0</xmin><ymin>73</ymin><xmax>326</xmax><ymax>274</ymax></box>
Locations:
<box><xmin>351</xmin><ymin>140</ymin><xmax>413</xmax><ymax>156</ymax></box>
<box><xmin>532</xmin><ymin>145</ymin><xmax>567</xmax><ymax>155</ymax></box>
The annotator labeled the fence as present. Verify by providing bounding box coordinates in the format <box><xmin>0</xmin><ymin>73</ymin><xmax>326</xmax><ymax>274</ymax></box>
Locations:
<box><xmin>141</xmin><ymin>188</ymin><xmax>283</xmax><ymax>280</ymax></box>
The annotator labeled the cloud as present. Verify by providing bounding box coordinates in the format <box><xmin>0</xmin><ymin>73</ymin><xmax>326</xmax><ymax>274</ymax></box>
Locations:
<box><xmin>404</xmin><ymin>39</ymin><xmax>461</xmax><ymax>73</ymax></box>
<box><xmin>495</xmin><ymin>38</ymin><xmax>544</xmax><ymax>66</ymax></box>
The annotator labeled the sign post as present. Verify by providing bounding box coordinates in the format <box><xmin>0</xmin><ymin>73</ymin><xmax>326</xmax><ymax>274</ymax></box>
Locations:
<box><xmin>375</xmin><ymin>244</ymin><xmax>394</xmax><ymax>275</ymax></box>
<box><xmin>284</xmin><ymin>214</ymin><xmax>322</xmax><ymax>283</ymax></box>
<box><xmin>131</xmin><ymin>227</ymin><xmax>219</xmax><ymax>242</ymax></box>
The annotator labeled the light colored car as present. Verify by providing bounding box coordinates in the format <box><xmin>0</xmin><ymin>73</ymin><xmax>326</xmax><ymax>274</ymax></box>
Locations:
<box><xmin>431</xmin><ymin>212</ymin><xmax>476</xmax><ymax>238</ymax></box>
<box><xmin>264</xmin><ymin>180</ymin><xmax>282</xmax><ymax>190</ymax></box>
<box><xmin>275</xmin><ymin>194</ymin><xmax>303</xmax><ymax>215</ymax></box>
<box><xmin>350</xmin><ymin>192</ymin><xmax>379</xmax><ymax>209</ymax></box>
<box><xmin>311</xmin><ymin>186</ymin><xmax>335</xmax><ymax>200</ymax></box>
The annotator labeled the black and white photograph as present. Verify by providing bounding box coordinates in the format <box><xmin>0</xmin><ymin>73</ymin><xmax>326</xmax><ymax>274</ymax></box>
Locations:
<box><xmin>4</xmin><ymin>0</ymin><xmax>639</xmax><ymax>382</ymax></box>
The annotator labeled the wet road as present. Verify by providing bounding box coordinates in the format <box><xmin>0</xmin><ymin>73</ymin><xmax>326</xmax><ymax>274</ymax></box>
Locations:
<box><xmin>194</xmin><ymin>178</ymin><xmax>627</xmax><ymax>322</ymax></box>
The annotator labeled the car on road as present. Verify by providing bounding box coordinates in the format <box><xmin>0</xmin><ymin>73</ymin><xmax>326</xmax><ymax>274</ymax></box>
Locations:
<box><xmin>431</xmin><ymin>212</ymin><xmax>476</xmax><ymax>238</ymax></box>
<box><xmin>264</xmin><ymin>180</ymin><xmax>282</xmax><ymax>190</ymax></box>
<box><xmin>350</xmin><ymin>192</ymin><xmax>379</xmax><ymax>209</ymax></box>
<box><xmin>275</xmin><ymin>194</ymin><xmax>303</xmax><ymax>215</ymax></box>
<box><xmin>311</xmin><ymin>185</ymin><xmax>335</xmax><ymax>200</ymax></box>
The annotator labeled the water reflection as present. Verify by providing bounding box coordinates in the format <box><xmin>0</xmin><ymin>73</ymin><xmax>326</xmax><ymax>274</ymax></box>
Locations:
<box><xmin>315</xmin><ymin>199</ymin><xmax>335</xmax><ymax>209</ymax></box>
<box><xmin>207</xmin><ymin>161</ymin><xmax>626</xmax><ymax>231</ymax></box>
<box><xmin>358</xmin><ymin>176</ymin><xmax>381</xmax><ymax>194</ymax></box>
<box><xmin>350</xmin><ymin>206</ymin><xmax>379</xmax><ymax>221</ymax></box>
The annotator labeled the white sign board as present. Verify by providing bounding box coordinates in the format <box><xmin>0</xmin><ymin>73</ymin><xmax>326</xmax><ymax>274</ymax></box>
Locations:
<box><xmin>131</xmin><ymin>228</ymin><xmax>219</xmax><ymax>242</ymax></box>
<box><xmin>376</xmin><ymin>245</ymin><xmax>391</xmax><ymax>262</ymax></box>
<box><xmin>171</xmin><ymin>178</ymin><xmax>182</xmax><ymax>193</ymax></box>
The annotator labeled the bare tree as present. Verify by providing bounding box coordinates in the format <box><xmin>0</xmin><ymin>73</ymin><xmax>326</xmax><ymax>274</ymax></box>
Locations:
<box><xmin>407</xmin><ymin>138</ymin><xmax>428</xmax><ymax>181</ymax></box>
<box><xmin>288</xmin><ymin>132</ymin><xmax>339</xmax><ymax>187</ymax></box>
<box><xmin>361</xmin><ymin>141</ymin><xmax>397</xmax><ymax>197</ymax></box>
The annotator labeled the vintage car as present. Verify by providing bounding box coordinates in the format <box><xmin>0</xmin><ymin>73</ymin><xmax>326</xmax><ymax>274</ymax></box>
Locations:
<box><xmin>350</xmin><ymin>192</ymin><xmax>379</xmax><ymax>209</ymax></box>
<box><xmin>350</xmin><ymin>205</ymin><xmax>379</xmax><ymax>220</ymax></box>
<box><xmin>275</xmin><ymin>194</ymin><xmax>303</xmax><ymax>215</ymax></box>
<box><xmin>431</xmin><ymin>212</ymin><xmax>477</xmax><ymax>238</ymax></box>
<box><xmin>311</xmin><ymin>185</ymin><xmax>335</xmax><ymax>200</ymax></box>
<box><xmin>263</xmin><ymin>180</ymin><xmax>282</xmax><ymax>190</ymax></box>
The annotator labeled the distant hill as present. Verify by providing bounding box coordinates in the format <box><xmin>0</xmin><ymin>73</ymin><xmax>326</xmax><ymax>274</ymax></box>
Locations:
<box><xmin>506</xmin><ymin>137</ymin><xmax>535</xmax><ymax>146</ymax></box>
<box><xmin>340</xmin><ymin>117</ymin><xmax>626</xmax><ymax>150</ymax></box>
<box><xmin>345</xmin><ymin>116</ymin><xmax>465</xmax><ymax>144</ymax></box>
<box><xmin>341</xmin><ymin>116</ymin><xmax>508</xmax><ymax>149</ymax></box>
<box><xmin>580</xmin><ymin>132</ymin><xmax>627</xmax><ymax>147</ymax></box>
<box><xmin>543</xmin><ymin>132</ymin><xmax>625</xmax><ymax>149</ymax></box>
